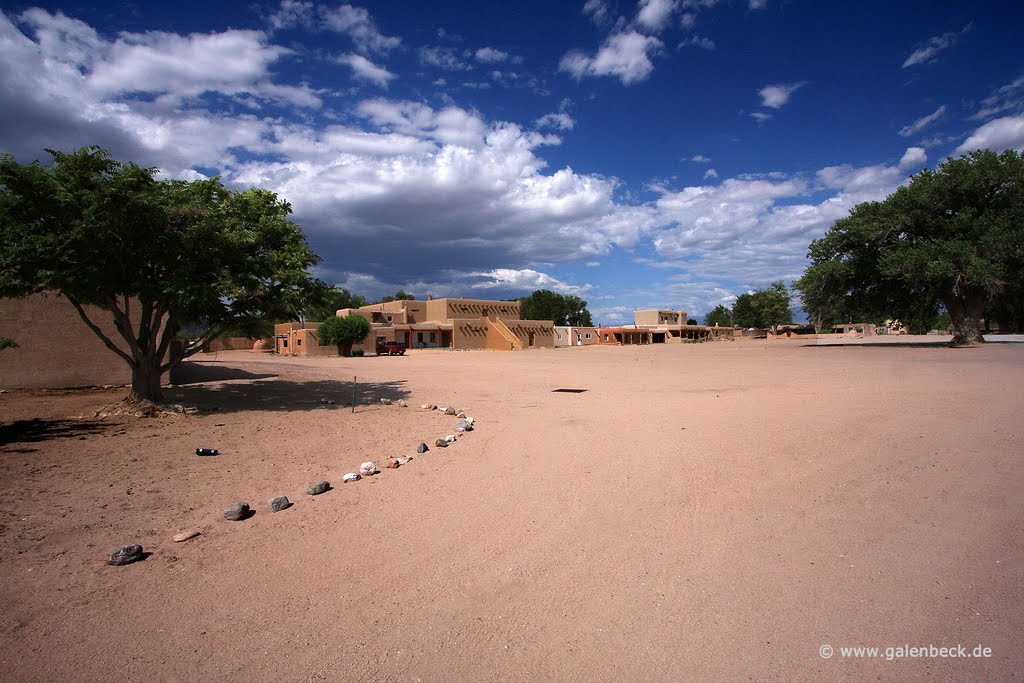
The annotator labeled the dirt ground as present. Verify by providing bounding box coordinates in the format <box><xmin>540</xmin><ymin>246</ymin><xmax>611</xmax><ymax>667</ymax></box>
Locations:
<box><xmin>1</xmin><ymin>339</ymin><xmax>1022</xmax><ymax>681</ymax></box>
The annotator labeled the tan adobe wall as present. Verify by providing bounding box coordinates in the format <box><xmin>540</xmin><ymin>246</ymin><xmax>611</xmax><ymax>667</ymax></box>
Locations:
<box><xmin>634</xmin><ymin>310</ymin><xmax>686</xmax><ymax>326</ymax></box>
<box><xmin>431</xmin><ymin>298</ymin><xmax>522</xmax><ymax>322</ymax></box>
<box><xmin>0</xmin><ymin>292</ymin><xmax>164</xmax><ymax>389</ymax></box>
<box><xmin>204</xmin><ymin>336</ymin><xmax>271</xmax><ymax>352</ymax></box>
<box><xmin>452</xmin><ymin>319</ymin><xmax>490</xmax><ymax>350</ymax></box>
<box><xmin>503</xmin><ymin>320</ymin><xmax>555</xmax><ymax>348</ymax></box>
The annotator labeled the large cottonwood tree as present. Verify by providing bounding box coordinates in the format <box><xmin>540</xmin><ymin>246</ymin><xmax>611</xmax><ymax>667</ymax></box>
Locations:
<box><xmin>796</xmin><ymin>150</ymin><xmax>1024</xmax><ymax>345</ymax></box>
<box><xmin>0</xmin><ymin>147</ymin><xmax>323</xmax><ymax>402</ymax></box>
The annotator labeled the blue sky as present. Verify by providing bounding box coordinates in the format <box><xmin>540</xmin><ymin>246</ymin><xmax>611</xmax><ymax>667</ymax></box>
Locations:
<box><xmin>2</xmin><ymin>1</ymin><xmax>1023</xmax><ymax>324</ymax></box>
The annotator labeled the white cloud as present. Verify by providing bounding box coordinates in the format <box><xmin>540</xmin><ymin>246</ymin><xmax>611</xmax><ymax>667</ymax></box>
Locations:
<box><xmin>679</xmin><ymin>35</ymin><xmax>715</xmax><ymax>50</ymax></box>
<box><xmin>637</xmin><ymin>0</ymin><xmax>678</xmax><ymax>32</ymax></box>
<box><xmin>583</xmin><ymin>0</ymin><xmax>612</xmax><ymax>26</ymax></box>
<box><xmin>560</xmin><ymin>31</ymin><xmax>663</xmax><ymax>85</ymax></box>
<box><xmin>902</xmin><ymin>25</ymin><xmax>969</xmax><ymax>68</ymax></box>
<box><xmin>750</xmin><ymin>111</ymin><xmax>772</xmax><ymax>123</ymax></box>
<box><xmin>469</xmin><ymin>268</ymin><xmax>593</xmax><ymax>295</ymax></box>
<box><xmin>419</xmin><ymin>46</ymin><xmax>470</xmax><ymax>71</ymax></box>
<box><xmin>956</xmin><ymin>115</ymin><xmax>1024</xmax><ymax>154</ymax></box>
<box><xmin>321</xmin><ymin>4</ymin><xmax>400</xmax><ymax>54</ymax></box>
<box><xmin>690</xmin><ymin>154</ymin><xmax>711</xmax><ymax>162</ymax></box>
<box><xmin>703</xmin><ymin>168</ymin><xmax>718</xmax><ymax>179</ymax></box>
<box><xmin>898</xmin><ymin>146</ymin><xmax>927</xmax><ymax>169</ymax></box>
<box><xmin>971</xmin><ymin>75</ymin><xmax>1024</xmax><ymax>121</ymax></box>
<box><xmin>898</xmin><ymin>105</ymin><xmax>946</xmax><ymax>137</ymax></box>
<box><xmin>475</xmin><ymin>47</ymin><xmax>509</xmax><ymax>63</ymax></box>
<box><xmin>758</xmin><ymin>81</ymin><xmax>806</xmax><ymax>109</ymax></box>
<box><xmin>749</xmin><ymin>0</ymin><xmax>767</xmax><ymax>8</ymax></box>
<box><xmin>536</xmin><ymin>112</ymin><xmax>575</xmax><ymax>130</ymax></box>
<box><xmin>337</xmin><ymin>53</ymin><xmax>396</xmax><ymax>87</ymax></box>
<box><xmin>267</xmin><ymin>0</ymin><xmax>316</xmax><ymax>30</ymax></box>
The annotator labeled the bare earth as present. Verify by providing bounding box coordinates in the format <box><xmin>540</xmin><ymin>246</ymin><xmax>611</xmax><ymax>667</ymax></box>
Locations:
<box><xmin>1</xmin><ymin>339</ymin><xmax>1022</xmax><ymax>681</ymax></box>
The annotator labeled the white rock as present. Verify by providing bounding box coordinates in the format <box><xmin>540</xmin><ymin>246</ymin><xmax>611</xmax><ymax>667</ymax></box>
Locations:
<box><xmin>445</xmin><ymin>434</ymin><xmax>456</xmax><ymax>443</ymax></box>
<box><xmin>397</xmin><ymin>456</ymin><xmax>411</xmax><ymax>465</ymax></box>
<box><xmin>343</xmin><ymin>473</ymin><xmax>361</xmax><ymax>483</ymax></box>
<box><xmin>398</xmin><ymin>399</ymin><xmax>408</xmax><ymax>407</ymax></box>
<box><xmin>359</xmin><ymin>461</ymin><xmax>377</xmax><ymax>476</ymax></box>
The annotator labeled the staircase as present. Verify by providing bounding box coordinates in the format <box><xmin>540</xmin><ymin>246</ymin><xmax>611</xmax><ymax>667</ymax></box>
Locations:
<box><xmin>487</xmin><ymin>317</ymin><xmax>522</xmax><ymax>350</ymax></box>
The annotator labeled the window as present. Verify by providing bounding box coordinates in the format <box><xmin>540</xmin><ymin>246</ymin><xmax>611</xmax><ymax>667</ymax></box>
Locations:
<box><xmin>429</xmin><ymin>332</ymin><xmax>436</xmax><ymax>343</ymax></box>
<box><xmin>586</xmin><ymin>333</ymin><xmax>591</xmax><ymax>339</ymax></box>
<box><xmin>604</xmin><ymin>334</ymin><xmax>609</xmax><ymax>341</ymax></box>
<box><xmin>417</xmin><ymin>332</ymin><xmax>424</xmax><ymax>343</ymax></box>
<box><xmin>387</xmin><ymin>315</ymin><xmax>392</xmax><ymax>322</ymax></box>
<box><xmin>282</xmin><ymin>339</ymin><xmax>288</xmax><ymax>347</ymax></box>
<box><xmin>297</xmin><ymin>339</ymin><xmax>302</xmax><ymax>345</ymax></box>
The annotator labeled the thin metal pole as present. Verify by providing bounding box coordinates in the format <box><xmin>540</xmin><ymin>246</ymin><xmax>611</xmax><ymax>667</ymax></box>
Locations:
<box><xmin>352</xmin><ymin>376</ymin><xmax>356</xmax><ymax>413</ymax></box>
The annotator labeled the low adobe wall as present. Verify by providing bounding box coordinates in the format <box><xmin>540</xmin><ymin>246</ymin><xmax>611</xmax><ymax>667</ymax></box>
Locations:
<box><xmin>0</xmin><ymin>292</ymin><xmax>163</xmax><ymax>389</ymax></box>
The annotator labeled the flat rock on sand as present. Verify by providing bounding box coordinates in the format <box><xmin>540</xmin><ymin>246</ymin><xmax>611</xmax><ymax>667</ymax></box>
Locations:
<box><xmin>172</xmin><ymin>530</ymin><xmax>201</xmax><ymax>542</ymax></box>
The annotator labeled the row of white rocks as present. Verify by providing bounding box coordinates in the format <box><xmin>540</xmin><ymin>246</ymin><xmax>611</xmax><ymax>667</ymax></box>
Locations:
<box><xmin>106</xmin><ymin>400</ymin><xmax>476</xmax><ymax>566</ymax></box>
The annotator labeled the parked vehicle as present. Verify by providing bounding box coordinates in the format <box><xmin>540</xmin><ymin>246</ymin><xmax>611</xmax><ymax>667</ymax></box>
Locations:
<box><xmin>376</xmin><ymin>340</ymin><xmax>407</xmax><ymax>356</ymax></box>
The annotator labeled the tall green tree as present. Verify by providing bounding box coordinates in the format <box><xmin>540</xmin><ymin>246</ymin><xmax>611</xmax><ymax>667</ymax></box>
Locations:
<box><xmin>317</xmin><ymin>314</ymin><xmax>372</xmax><ymax>356</ymax></box>
<box><xmin>731</xmin><ymin>282</ymin><xmax>793</xmax><ymax>329</ymax></box>
<box><xmin>302</xmin><ymin>286</ymin><xmax>368</xmax><ymax>321</ymax></box>
<box><xmin>379</xmin><ymin>289</ymin><xmax>415</xmax><ymax>303</ymax></box>
<box><xmin>704</xmin><ymin>304</ymin><xmax>733</xmax><ymax>327</ymax></box>
<box><xmin>0</xmin><ymin>147</ymin><xmax>323</xmax><ymax>402</ymax></box>
<box><xmin>519</xmin><ymin>289</ymin><xmax>593</xmax><ymax>326</ymax></box>
<box><xmin>797</xmin><ymin>150</ymin><xmax>1024</xmax><ymax>345</ymax></box>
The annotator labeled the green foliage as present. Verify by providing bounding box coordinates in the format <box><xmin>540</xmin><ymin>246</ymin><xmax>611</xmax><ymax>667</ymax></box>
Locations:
<box><xmin>0</xmin><ymin>147</ymin><xmax>324</xmax><ymax>399</ymax></box>
<box><xmin>732</xmin><ymin>282</ymin><xmax>793</xmax><ymax>328</ymax></box>
<box><xmin>379</xmin><ymin>289</ymin><xmax>415</xmax><ymax>303</ymax></box>
<box><xmin>317</xmin><ymin>314</ymin><xmax>372</xmax><ymax>356</ymax></box>
<box><xmin>302</xmin><ymin>286</ymin><xmax>368</xmax><ymax>321</ymax></box>
<box><xmin>796</xmin><ymin>149</ymin><xmax>1024</xmax><ymax>344</ymax></box>
<box><xmin>703</xmin><ymin>305</ymin><xmax>733</xmax><ymax>327</ymax></box>
<box><xmin>519</xmin><ymin>290</ymin><xmax>593</xmax><ymax>326</ymax></box>
<box><xmin>0</xmin><ymin>337</ymin><xmax>17</xmax><ymax>350</ymax></box>
<box><xmin>686</xmin><ymin>318</ymin><xmax>697</xmax><ymax>325</ymax></box>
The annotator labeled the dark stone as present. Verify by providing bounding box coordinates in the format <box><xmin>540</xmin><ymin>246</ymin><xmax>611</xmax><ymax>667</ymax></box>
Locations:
<box><xmin>224</xmin><ymin>502</ymin><xmax>251</xmax><ymax>521</ymax></box>
<box><xmin>307</xmin><ymin>481</ymin><xmax>330</xmax><ymax>496</ymax></box>
<box><xmin>444</xmin><ymin>406</ymin><xmax>457</xmax><ymax>415</ymax></box>
<box><xmin>417</xmin><ymin>442</ymin><xmax>428</xmax><ymax>453</ymax></box>
<box><xmin>434</xmin><ymin>438</ymin><xmax>448</xmax><ymax>448</ymax></box>
<box><xmin>107</xmin><ymin>544</ymin><xmax>144</xmax><ymax>566</ymax></box>
<box><xmin>270</xmin><ymin>496</ymin><xmax>291</xmax><ymax>512</ymax></box>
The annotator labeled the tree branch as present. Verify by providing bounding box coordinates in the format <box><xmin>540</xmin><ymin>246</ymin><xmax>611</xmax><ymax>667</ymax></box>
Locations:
<box><xmin>66</xmin><ymin>296</ymin><xmax>136</xmax><ymax>367</ymax></box>
<box><xmin>106</xmin><ymin>294</ymin><xmax>143</xmax><ymax>359</ymax></box>
<box><xmin>160</xmin><ymin>324</ymin><xmax>226</xmax><ymax>372</ymax></box>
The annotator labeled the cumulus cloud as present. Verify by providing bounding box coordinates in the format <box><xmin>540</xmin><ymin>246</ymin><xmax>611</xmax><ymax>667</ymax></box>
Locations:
<box><xmin>560</xmin><ymin>31</ymin><xmax>663</xmax><ymax>85</ymax></box>
<box><xmin>583</xmin><ymin>0</ymin><xmax>612</xmax><ymax>26</ymax></box>
<box><xmin>475</xmin><ymin>46</ymin><xmax>509</xmax><ymax>63</ymax></box>
<box><xmin>419</xmin><ymin>45</ymin><xmax>470</xmax><ymax>71</ymax></box>
<box><xmin>758</xmin><ymin>81</ymin><xmax>806</xmax><ymax>109</ymax></box>
<box><xmin>636</xmin><ymin>0</ymin><xmax>678</xmax><ymax>32</ymax></box>
<box><xmin>321</xmin><ymin>4</ymin><xmax>400</xmax><ymax>54</ymax></box>
<box><xmin>898</xmin><ymin>146</ymin><xmax>927</xmax><ymax>169</ymax></box>
<box><xmin>469</xmin><ymin>268</ymin><xmax>593</xmax><ymax>295</ymax></box>
<box><xmin>902</xmin><ymin>25</ymin><xmax>969</xmax><ymax>68</ymax></box>
<box><xmin>690</xmin><ymin>154</ymin><xmax>711</xmax><ymax>162</ymax></box>
<box><xmin>679</xmin><ymin>35</ymin><xmax>715</xmax><ymax>50</ymax></box>
<box><xmin>898</xmin><ymin>105</ymin><xmax>946</xmax><ymax>137</ymax></box>
<box><xmin>337</xmin><ymin>53</ymin><xmax>396</xmax><ymax>87</ymax></box>
<box><xmin>956</xmin><ymin>115</ymin><xmax>1024</xmax><ymax>154</ymax></box>
<box><xmin>750</xmin><ymin>111</ymin><xmax>772</xmax><ymax>123</ymax></box>
<box><xmin>536</xmin><ymin>111</ymin><xmax>575</xmax><ymax>130</ymax></box>
<box><xmin>703</xmin><ymin>168</ymin><xmax>718</xmax><ymax>179</ymax></box>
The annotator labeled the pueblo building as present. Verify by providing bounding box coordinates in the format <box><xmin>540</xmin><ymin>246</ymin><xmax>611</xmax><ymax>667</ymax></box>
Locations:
<box><xmin>598</xmin><ymin>309</ymin><xmax>735</xmax><ymax>345</ymax></box>
<box><xmin>336</xmin><ymin>297</ymin><xmax>555</xmax><ymax>352</ymax></box>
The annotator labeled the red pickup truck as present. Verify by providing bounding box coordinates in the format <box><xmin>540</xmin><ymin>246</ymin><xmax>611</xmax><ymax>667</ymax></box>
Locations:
<box><xmin>376</xmin><ymin>340</ymin><xmax>407</xmax><ymax>356</ymax></box>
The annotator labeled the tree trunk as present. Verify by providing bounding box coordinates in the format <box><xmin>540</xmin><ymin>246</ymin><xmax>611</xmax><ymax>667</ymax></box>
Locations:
<box><xmin>130</xmin><ymin>357</ymin><xmax>164</xmax><ymax>402</ymax></box>
<box><xmin>339</xmin><ymin>343</ymin><xmax>352</xmax><ymax>357</ymax></box>
<box><xmin>945</xmin><ymin>294</ymin><xmax>986</xmax><ymax>347</ymax></box>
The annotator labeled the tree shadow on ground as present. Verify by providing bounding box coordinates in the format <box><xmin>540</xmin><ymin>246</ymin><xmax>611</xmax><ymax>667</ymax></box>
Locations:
<box><xmin>164</xmin><ymin>378</ymin><xmax>409</xmax><ymax>414</ymax></box>
<box><xmin>171</xmin><ymin>361</ymin><xmax>278</xmax><ymax>385</ymax></box>
<box><xmin>803</xmin><ymin>340</ymin><xmax>953</xmax><ymax>350</ymax></box>
<box><xmin>0</xmin><ymin>418</ymin><xmax>110</xmax><ymax>447</ymax></box>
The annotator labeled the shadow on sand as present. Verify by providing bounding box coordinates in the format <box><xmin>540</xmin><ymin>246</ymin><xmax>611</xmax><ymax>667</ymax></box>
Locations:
<box><xmin>164</xmin><ymin>377</ymin><xmax>410</xmax><ymax>414</ymax></box>
<box><xmin>803</xmin><ymin>340</ymin><xmax>953</xmax><ymax>350</ymax></box>
<box><xmin>0</xmin><ymin>418</ymin><xmax>110</xmax><ymax>447</ymax></box>
<box><xmin>171</xmin><ymin>361</ymin><xmax>278</xmax><ymax>385</ymax></box>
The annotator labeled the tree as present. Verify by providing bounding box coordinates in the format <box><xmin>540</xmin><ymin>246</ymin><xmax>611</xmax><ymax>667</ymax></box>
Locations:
<box><xmin>379</xmin><ymin>289</ymin><xmax>414</xmax><ymax>303</ymax></box>
<box><xmin>0</xmin><ymin>337</ymin><xmax>16</xmax><ymax>350</ymax></box>
<box><xmin>519</xmin><ymin>290</ymin><xmax>593</xmax><ymax>326</ymax></box>
<box><xmin>302</xmin><ymin>287</ymin><xmax>368</xmax><ymax>321</ymax></box>
<box><xmin>0</xmin><ymin>147</ymin><xmax>323</xmax><ymax>402</ymax></box>
<box><xmin>704</xmin><ymin>305</ymin><xmax>732</xmax><ymax>327</ymax></box>
<box><xmin>797</xmin><ymin>150</ymin><xmax>1024</xmax><ymax>345</ymax></box>
<box><xmin>686</xmin><ymin>318</ymin><xmax>697</xmax><ymax>325</ymax></box>
<box><xmin>731</xmin><ymin>282</ymin><xmax>793</xmax><ymax>329</ymax></box>
<box><xmin>317</xmin><ymin>314</ymin><xmax>371</xmax><ymax>356</ymax></box>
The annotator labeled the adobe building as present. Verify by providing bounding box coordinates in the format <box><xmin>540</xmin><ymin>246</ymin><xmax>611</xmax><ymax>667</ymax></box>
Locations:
<box><xmin>272</xmin><ymin>321</ymin><xmax>340</xmax><ymax>357</ymax></box>
<box><xmin>340</xmin><ymin>297</ymin><xmax>555</xmax><ymax>352</ymax></box>
<box><xmin>554</xmin><ymin>326</ymin><xmax>600</xmax><ymax>347</ymax></box>
<box><xmin>0</xmin><ymin>292</ymin><xmax>170</xmax><ymax>389</ymax></box>
<box><xmin>597</xmin><ymin>309</ymin><xmax>735</xmax><ymax>345</ymax></box>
